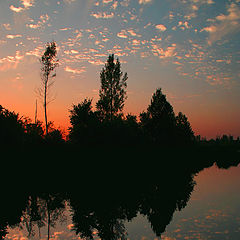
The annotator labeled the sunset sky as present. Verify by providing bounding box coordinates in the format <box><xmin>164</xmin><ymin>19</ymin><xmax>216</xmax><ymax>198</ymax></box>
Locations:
<box><xmin>0</xmin><ymin>0</ymin><xmax>239</xmax><ymax>138</ymax></box>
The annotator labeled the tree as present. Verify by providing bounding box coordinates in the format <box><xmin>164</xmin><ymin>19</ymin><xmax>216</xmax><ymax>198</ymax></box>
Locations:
<box><xmin>39</xmin><ymin>41</ymin><xmax>58</xmax><ymax>136</ymax></box>
<box><xmin>140</xmin><ymin>88</ymin><xmax>176</xmax><ymax>144</ymax></box>
<box><xmin>96</xmin><ymin>54</ymin><xmax>128</xmax><ymax>121</ymax></box>
<box><xmin>0</xmin><ymin>105</ymin><xmax>25</xmax><ymax>146</ymax></box>
<box><xmin>175</xmin><ymin>112</ymin><xmax>194</xmax><ymax>143</ymax></box>
<box><xmin>69</xmin><ymin>98</ymin><xmax>100</xmax><ymax>144</ymax></box>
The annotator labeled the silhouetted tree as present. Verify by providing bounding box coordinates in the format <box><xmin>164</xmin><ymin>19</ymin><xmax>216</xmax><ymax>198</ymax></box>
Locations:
<box><xmin>24</xmin><ymin>120</ymin><xmax>44</xmax><ymax>145</ymax></box>
<box><xmin>69</xmin><ymin>98</ymin><xmax>100</xmax><ymax>144</ymax></box>
<box><xmin>140</xmin><ymin>88</ymin><xmax>176</xmax><ymax>144</ymax></box>
<box><xmin>0</xmin><ymin>105</ymin><xmax>25</xmax><ymax>146</ymax></box>
<box><xmin>123</xmin><ymin>114</ymin><xmax>142</xmax><ymax>144</ymax></box>
<box><xmin>175</xmin><ymin>112</ymin><xmax>194</xmax><ymax>144</ymax></box>
<box><xmin>96</xmin><ymin>54</ymin><xmax>128</xmax><ymax>121</ymax></box>
<box><xmin>45</xmin><ymin>127</ymin><xmax>65</xmax><ymax>145</ymax></box>
<box><xmin>39</xmin><ymin>41</ymin><xmax>58</xmax><ymax>136</ymax></box>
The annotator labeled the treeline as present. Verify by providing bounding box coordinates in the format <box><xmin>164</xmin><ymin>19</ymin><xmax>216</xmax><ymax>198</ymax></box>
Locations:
<box><xmin>1</xmin><ymin>54</ymin><xmax>240</xmax><ymax>149</ymax></box>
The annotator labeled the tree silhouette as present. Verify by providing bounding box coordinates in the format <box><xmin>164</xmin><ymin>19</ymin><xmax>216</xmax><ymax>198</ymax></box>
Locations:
<box><xmin>69</xmin><ymin>98</ymin><xmax>100</xmax><ymax>144</ymax></box>
<box><xmin>39</xmin><ymin>41</ymin><xmax>58</xmax><ymax>136</ymax></box>
<box><xmin>0</xmin><ymin>105</ymin><xmax>25</xmax><ymax>146</ymax></box>
<box><xmin>96</xmin><ymin>54</ymin><xmax>128</xmax><ymax>121</ymax></box>
<box><xmin>175</xmin><ymin>112</ymin><xmax>195</xmax><ymax>144</ymax></box>
<box><xmin>140</xmin><ymin>88</ymin><xmax>176</xmax><ymax>144</ymax></box>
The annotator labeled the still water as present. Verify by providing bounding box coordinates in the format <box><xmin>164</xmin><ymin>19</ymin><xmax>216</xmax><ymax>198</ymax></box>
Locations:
<box><xmin>126</xmin><ymin>165</ymin><xmax>240</xmax><ymax>240</ymax></box>
<box><xmin>5</xmin><ymin>162</ymin><xmax>240</xmax><ymax>240</ymax></box>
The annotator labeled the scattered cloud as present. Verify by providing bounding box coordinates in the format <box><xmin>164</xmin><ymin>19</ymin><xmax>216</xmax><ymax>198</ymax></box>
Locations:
<box><xmin>117</xmin><ymin>30</ymin><xmax>128</xmax><ymax>38</ymax></box>
<box><xmin>26</xmin><ymin>14</ymin><xmax>50</xmax><ymax>29</ymax></box>
<box><xmin>2</xmin><ymin>23</ymin><xmax>11</xmax><ymax>30</ymax></box>
<box><xmin>91</xmin><ymin>12</ymin><xmax>114</xmax><ymax>19</ymax></box>
<box><xmin>184</xmin><ymin>0</ymin><xmax>214</xmax><ymax>20</ymax></box>
<box><xmin>139</xmin><ymin>0</ymin><xmax>153</xmax><ymax>4</ymax></box>
<box><xmin>64</xmin><ymin>66</ymin><xmax>86</xmax><ymax>74</ymax></box>
<box><xmin>63</xmin><ymin>0</ymin><xmax>76</xmax><ymax>4</ymax></box>
<box><xmin>202</xmin><ymin>3</ymin><xmax>240</xmax><ymax>44</ymax></box>
<box><xmin>201</xmin><ymin>26</ymin><xmax>217</xmax><ymax>33</ymax></box>
<box><xmin>152</xmin><ymin>43</ymin><xmax>177</xmax><ymax>59</ymax></box>
<box><xmin>128</xmin><ymin>29</ymin><xmax>142</xmax><ymax>37</ymax></box>
<box><xmin>178</xmin><ymin>21</ymin><xmax>190</xmax><ymax>30</ymax></box>
<box><xmin>0</xmin><ymin>51</ymin><xmax>24</xmax><ymax>71</ymax></box>
<box><xmin>88</xmin><ymin>59</ymin><xmax>104</xmax><ymax>65</ymax></box>
<box><xmin>26</xmin><ymin>46</ymin><xmax>44</xmax><ymax>58</ymax></box>
<box><xmin>6</xmin><ymin>34</ymin><xmax>22</xmax><ymax>39</ymax></box>
<box><xmin>112</xmin><ymin>1</ymin><xmax>118</xmax><ymax>9</ymax></box>
<box><xmin>102</xmin><ymin>0</ymin><xmax>113</xmax><ymax>4</ymax></box>
<box><xmin>155</xmin><ymin>24</ymin><xmax>167</xmax><ymax>32</ymax></box>
<box><xmin>132</xmin><ymin>39</ymin><xmax>141</xmax><ymax>46</ymax></box>
<box><xmin>10</xmin><ymin>0</ymin><xmax>34</xmax><ymax>12</ymax></box>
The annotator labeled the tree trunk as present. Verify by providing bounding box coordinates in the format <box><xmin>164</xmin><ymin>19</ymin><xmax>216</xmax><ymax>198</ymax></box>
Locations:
<box><xmin>44</xmin><ymin>76</ymin><xmax>48</xmax><ymax>136</ymax></box>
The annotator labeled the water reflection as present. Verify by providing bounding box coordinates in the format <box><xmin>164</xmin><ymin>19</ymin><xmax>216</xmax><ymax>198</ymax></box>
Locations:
<box><xmin>1</xmin><ymin>149</ymin><xmax>239</xmax><ymax>240</ymax></box>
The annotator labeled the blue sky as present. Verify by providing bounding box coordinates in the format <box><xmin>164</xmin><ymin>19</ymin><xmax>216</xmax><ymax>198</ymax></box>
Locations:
<box><xmin>0</xmin><ymin>0</ymin><xmax>240</xmax><ymax>137</ymax></box>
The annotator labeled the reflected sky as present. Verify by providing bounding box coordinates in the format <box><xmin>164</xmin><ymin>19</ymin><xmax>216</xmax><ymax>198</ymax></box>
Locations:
<box><xmin>5</xmin><ymin>164</ymin><xmax>240</xmax><ymax>240</ymax></box>
<box><xmin>126</xmin><ymin>165</ymin><xmax>240</xmax><ymax>240</ymax></box>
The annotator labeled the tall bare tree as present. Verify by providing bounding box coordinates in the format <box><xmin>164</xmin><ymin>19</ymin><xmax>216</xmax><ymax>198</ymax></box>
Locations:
<box><xmin>39</xmin><ymin>41</ymin><xmax>58</xmax><ymax>135</ymax></box>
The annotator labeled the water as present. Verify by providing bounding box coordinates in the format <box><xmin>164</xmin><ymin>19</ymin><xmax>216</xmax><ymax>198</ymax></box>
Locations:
<box><xmin>3</xmin><ymin>160</ymin><xmax>240</xmax><ymax>240</ymax></box>
<box><xmin>126</xmin><ymin>165</ymin><xmax>240</xmax><ymax>240</ymax></box>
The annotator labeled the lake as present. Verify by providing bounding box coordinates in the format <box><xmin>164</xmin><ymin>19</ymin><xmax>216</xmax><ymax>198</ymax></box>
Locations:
<box><xmin>3</xmin><ymin>155</ymin><xmax>240</xmax><ymax>240</ymax></box>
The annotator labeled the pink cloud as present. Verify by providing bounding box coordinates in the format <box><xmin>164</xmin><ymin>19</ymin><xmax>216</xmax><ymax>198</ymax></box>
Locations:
<box><xmin>10</xmin><ymin>0</ymin><xmax>34</xmax><ymax>12</ymax></box>
<box><xmin>91</xmin><ymin>12</ymin><xmax>114</xmax><ymax>19</ymax></box>
<box><xmin>64</xmin><ymin>66</ymin><xmax>86</xmax><ymax>74</ymax></box>
<box><xmin>6</xmin><ymin>34</ymin><xmax>22</xmax><ymax>39</ymax></box>
<box><xmin>155</xmin><ymin>24</ymin><xmax>167</xmax><ymax>32</ymax></box>
<box><xmin>117</xmin><ymin>30</ymin><xmax>128</xmax><ymax>38</ymax></box>
<box><xmin>0</xmin><ymin>51</ymin><xmax>24</xmax><ymax>71</ymax></box>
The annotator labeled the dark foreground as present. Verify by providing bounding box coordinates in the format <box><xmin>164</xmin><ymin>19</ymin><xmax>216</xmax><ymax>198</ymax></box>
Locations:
<box><xmin>0</xmin><ymin>146</ymin><xmax>239</xmax><ymax>239</ymax></box>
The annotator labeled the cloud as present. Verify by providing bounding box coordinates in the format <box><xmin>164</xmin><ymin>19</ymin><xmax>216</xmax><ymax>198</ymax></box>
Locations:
<box><xmin>10</xmin><ymin>0</ymin><xmax>34</xmax><ymax>12</ymax></box>
<box><xmin>178</xmin><ymin>21</ymin><xmax>190</xmax><ymax>30</ymax></box>
<box><xmin>64</xmin><ymin>66</ymin><xmax>86</xmax><ymax>74</ymax></box>
<box><xmin>2</xmin><ymin>23</ymin><xmax>11</xmax><ymax>30</ymax></box>
<box><xmin>117</xmin><ymin>30</ymin><xmax>128</xmax><ymax>38</ymax></box>
<box><xmin>132</xmin><ymin>39</ymin><xmax>141</xmax><ymax>46</ymax></box>
<box><xmin>26</xmin><ymin>14</ymin><xmax>50</xmax><ymax>29</ymax></box>
<box><xmin>9</xmin><ymin>5</ymin><xmax>23</xmax><ymax>13</ymax></box>
<box><xmin>127</xmin><ymin>29</ymin><xmax>142</xmax><ymax>37</ymax></box>
<box><xmin>201</xmin><ymin>26</ymin><xmax>217</xmax><ymax>33</ymax></box>
<box><xmin>6</xmin><ymin>34</ymin><xmax>22</xmax><ymax>39</ymax></box>
<box><xmin>112</xmin><ymin>1</ymin><xmax>118</xmax><ymax>9</ymax></box>
<box><xmin>91</xmin><ymin>12</ymin><xmax>114</xmax><ymax>19</ymax></box>
<box><xmin>103</xmin><ymin>0</ymin><xmax>113</xmax><ymax>3</ymax></box>
<box><xmin>0</xmin><ymin>51</ymin><xmax>24</xmax><ymax>71</ymax></box>
<box><xmin>152</xmin><ymin>43</ymin><xmax>177</xmax><ymax>59</ymax></box>
<box><xmin>88</xmin><ymin>59</ymin><xmax>104</xmax><ymax>65</ymax></box>
<box><xmin>184</xmin><ymin>0</ymin><xmax>214</xmax><ymax>20</ymax></box>
<box><xmin>202</xmin><ymin>3</ymin><xmax>240</xmax><ymax>44</ymax></box>
<box><xmin>155</xmin><ymin>24</ymin><xmax>167</xmax><ymax>32</ymax></box>
<box><xmin>63</xmin><ymin>0</ymin><xmax>76</xmax><ymax>3</ymax></box>
<box><xmin>26</xmin><ymin>46</ymin><xmax>44</xmax><ymax>58</ymax></box>
<box><xmin>139</xmin><ymin>0</ymin><xmax>153</xmax><ymax>4</ymax></box>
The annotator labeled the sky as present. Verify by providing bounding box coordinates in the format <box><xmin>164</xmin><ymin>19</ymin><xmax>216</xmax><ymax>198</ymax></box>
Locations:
<box><xmin>0</xmin><ymin>0</ymin><xmax>240</xmax><ymax>138</ymax></box>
